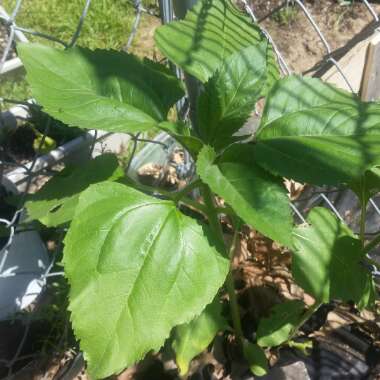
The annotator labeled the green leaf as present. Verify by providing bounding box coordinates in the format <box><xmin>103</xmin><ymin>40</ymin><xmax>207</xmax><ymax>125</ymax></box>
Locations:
<box><xmin>357</xmin><ymin>275</ymin><xmax>377</xmax><ymax>311</ymax></box>
<box><xmin>350</xmin><ymin>166</ymin><xmax>380</xmax><ymax>206</ymax></box>
<box><xmin>257</xmin><ymin>300</ymin><xmax>305</xmax><ymax>347</ymax></box>
<box><xmin>172</xmin><ymin>299</ymin><xmax>227</xmax><ymax>375</ymax></box>
<box><xmin>292</xmin><ymin>207</ymin><xmax>373</xmax><ymax>305</ymax></box>
<box><xmin>196</xmin><ymin>145</ymin><xmax>293</xmax><ymax>247</ymax></box>
<box><xmin>255</xmin><ymin>75</ymin><xmax>380</xmax><ymax>185</ymax></box>
<box><xmin>243</xmin><ymin>341</ymin><xmax>268</xmax><ymax>377</ymax></box>
<box><xmin>155</xmin><ymin>0</ymin><xmax>272</xmax><ymax>83</ymax></box>
<box><xmin>63</xmin><ymin>182</ymin><xmax>229</xmax><ymax>379</ymax></box>
<box><xmin>159</xmin><ymin>121</ymin><xmax>204</xmax><ymax>158</ymax></box>
<box><xmin>197</xmin><ymin>43</ymin><xmax>274</xmax><ymax>149</ymax></box>
<box><xmin>33</xmin><ymin>133</ymin><xmax>57</xmax><ymax>154</ymax></box>
<box><xmin>18</xmin><ymin>43</ymin><xmax>184</xmax><ymax>133</ymax></box>
<box><xmin>25</xmin><ymin>154</ymin><xmax>123</xmax><ymax>227</ymax></box>
<box><xmin>288</xmin><ymin>340</ymin><xmax>313</xmax><ymax>355</ymax></box>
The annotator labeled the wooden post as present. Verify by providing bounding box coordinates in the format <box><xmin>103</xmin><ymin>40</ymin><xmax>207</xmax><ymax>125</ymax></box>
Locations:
<box><xmin>360</xmin><ymin>32</ymin><xmax>380</xmax><ymax>101</ymax></box>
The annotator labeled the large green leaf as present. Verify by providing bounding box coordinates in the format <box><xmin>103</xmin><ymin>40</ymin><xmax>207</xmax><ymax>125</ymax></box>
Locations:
<box><xmin>155</xmin><ymin>0</ymin><xmax>274</xmax><ymax>83</ymax></box>
<box><xmin>25</xmin><ymin>154</ymin><xmax>123</xmax><ymax>227</ymax></box>
<box><xmin>255</xmin><ymin>76</ymin><xmax>380</xmax><ymax>185</ymax></box>
<box><xmin>197</xmin><ymin>43</ymin><xmax>274</xmax><ymax>149</ymax></box>
<box><xmin>257</xmin><ymin>300</ymin><xmax>305</xmax><ymax>348</ymax></box>
<box><xmin>292</xmin><ymin>207</ymin><xmax>373</xmax><ymax>305</ymax></box>
<box><xmin>196</xmin><ymin>145</ymin><xmax>293</xmax><ymax>247</ymax></box>
<box><xmin>18</xmin><ymin>43</ymin><xmax>184</xmax><ymax>133</ymax></box>
<box><xmin>172</xmin><ymin>299</ymin><xmax>227</xmax><ymax>375</ymax></box>
<box><xmin>63</xmin><ymin>182</ymin><xmax>229</xmax><ymax>379</ymax></box>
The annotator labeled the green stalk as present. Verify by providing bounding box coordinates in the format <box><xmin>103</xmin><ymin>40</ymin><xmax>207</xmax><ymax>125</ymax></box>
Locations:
<box><xmin>201</xmin><ymin>185</ymin><xmax>244</xmax><ymax>344</ymax></box>
<box><xmin>179</xmin><ymin>197</ymin><xmax>208</xmax><ymax>215</ymax></box>
<box><xmin>360</xmin><ymin>200</ymin><xmax>367</xmax><ymax>246</ymax></box>
<box><xmin>359</xmin><ymin>179</ymin><xmax>367</xmax><ymax>246</ymax></box>
<box><xmin>287</xmin><ymin>301</ymin><xmax>322</xmax><ymax>343</ymax></box>
<box><xmin>173</xmin><ymin>179</ymin><xmax>202</xmax><ymax>202</ymax></box>
<box><xmin>201</xmin><ymin>185</ymin><xmax>225</xmax><ymax>249</ymax></box>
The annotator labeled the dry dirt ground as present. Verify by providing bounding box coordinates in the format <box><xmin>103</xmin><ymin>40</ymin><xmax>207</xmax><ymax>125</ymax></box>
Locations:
<box><xmin>250</xmin><ymin>0</ymin><xmax>380</xmax><ymax>73</ymax></box>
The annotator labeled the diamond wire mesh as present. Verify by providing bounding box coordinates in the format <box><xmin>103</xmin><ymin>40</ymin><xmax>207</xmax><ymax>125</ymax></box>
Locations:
<box><xmin>239</xmin><ymin>0</ymin><xmax>380</xmax><ymax>265</ymax></box>
<box><xmin>0</xmin><ymin>0</ymin><xmax>379</xmax><ymax>378</ymax></box>
<box><xmin>0</xmin><ymin>0</ymin><xmax>148</xmax><ymax>377</ymax></box>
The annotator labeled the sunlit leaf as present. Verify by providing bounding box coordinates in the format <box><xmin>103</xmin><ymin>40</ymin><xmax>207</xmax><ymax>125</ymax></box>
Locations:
<box><xmin>25</xmin><ymin>154</ymin><xmax>123</xmax><ymax>227</ymax></box>
<box><xmin>292</xmin><ymin>207</ymin><xmax>373</xmax><ymax>305</ymax></box>
<box><xmin>243</xmin><ymin>341</ymin><xmax>268</xmax><ymax>377</ymax></box>
<box><xmin>255</xmin><ymin>76</ymin><xmax>380</xmax><ymax>185</ymax></box>
<box><xmin>197</xmin><ymin>43</ymin><xmax>275</xmax><ymax>149</ymax></box>
<box><xmin>257</xmin><ymin>300</ymin><xmax>305</xmax><ymax>347</ymax></box>
<box><xmin>64</xmin><ymin>182</ymin><xmax>229</xmax><ymax>379</ymax></box>
<box><xmin>172</xmin><ymin>299</ymin><xmax>227</xmax><ymax>375</ymax></box>
<box><xmin>155</xmin><ymin>0</ymin><xmax>274</xmax><ymax>83</ymax></box>
<box><xmin>18</xmin><ymin>43</ymin><xmax>184</xmax><ymax>133</ymax></box>
<box><xmin>197</xmin><ymin>145</ymin><xmax>293</xmax><ymax>247</ymax></box>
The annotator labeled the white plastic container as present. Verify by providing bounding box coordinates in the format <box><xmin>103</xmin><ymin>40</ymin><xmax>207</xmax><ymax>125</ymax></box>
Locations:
<box><xmin>0</xmin><ymin>177</ymin><xmax>49</xmax><ymax>320</ymax></box>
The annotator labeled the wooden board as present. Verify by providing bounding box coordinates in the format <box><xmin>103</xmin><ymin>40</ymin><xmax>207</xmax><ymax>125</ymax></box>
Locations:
<box><xmin>360</xmin><ymin>32</ymin><xmax>380</xmax><ymax>101</ymax></box>
<box><xmin>321</xmin><ymin>35</ymin><xmax>373</xmax><ymax>93</ymax></box>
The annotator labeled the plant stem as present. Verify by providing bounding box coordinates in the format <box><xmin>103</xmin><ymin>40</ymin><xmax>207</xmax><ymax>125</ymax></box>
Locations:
<box><xmin>179</xmin><ymin>197</ymin><xmax>208</xmax><ymax>215</ymax></box>
<box><xmin>122</xmin><ymin>177</ymin><xmax>173</xmax><ymax>198</ymax></box>
<box><xmin>201</xmin><ymin>185</ymin><xmax>225</xmax><ymax>249</ymax></box>
<box><xmin>360</xmin><ymin>200</ymin><xmax>367</xmax><ymax>246</ymax></box>
<box><xmin>173</xmin><ymin>179</ymin><xmax>202</xmax><ymax>202</ymax></box>
<box><xmin>287</xmin><ymin>301</ymin><xmax>322</xmax><ymax>343</ymax></box>
<box><xmin>359</xmin><ymin>180</ymin><xmax>367</xmax><ymax>246</ymax></box>
<box><xmin>226</xmin><ymin>226</ymin><xmax>244</xmax><ymax>343</ymax></box>
<box><xmin>201</xmin><ymin>185</ymin><xmax>244</xmax><ymax>344</ymax></box>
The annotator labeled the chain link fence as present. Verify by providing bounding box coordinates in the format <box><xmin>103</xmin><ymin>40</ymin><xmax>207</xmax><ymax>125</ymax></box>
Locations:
<box><xmin>0</xmin><ymin>0</ymin><xmax>379</xmax><ymax>378</ymax></box>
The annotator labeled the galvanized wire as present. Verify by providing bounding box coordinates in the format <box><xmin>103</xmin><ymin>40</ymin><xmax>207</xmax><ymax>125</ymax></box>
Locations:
<box><xmin>0</xmin><ymin>0</ymin><xmax>144</xmax><ymax>378</ymax></box>
<box><xmin>241</xmin><ymin>1</ymin><xmax>379</xmax><ymax>208</ymax></box>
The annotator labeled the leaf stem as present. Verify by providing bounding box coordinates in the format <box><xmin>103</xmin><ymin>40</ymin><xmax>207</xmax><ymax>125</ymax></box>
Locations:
<box><xmin>173</xmin><ymin>179</ymin><xmax>202</xmax><ymax>202</ymax></box>
<box><xmin>359</xmin><ymin>182</ymin><xmax>367</xmax><ymax>246</ymax></box>
<box><xmin>287</xmin><ymin>301</ymin><xmax>322</xmax><ymax>343</ymax></box>
<box><xmin>226</xmin><ymin>226</ymin><xmax>244</xmax><ymax>343</ymax></box>
<box><xmin>179</xmin><ymin>197</ymin><xmax>208</xmax><ymax>215</ymax></box>
<box><xmin>121</xmin><ymin>177</ymin><xmax>172</xmax><ymax>197</ymax></box>
<box><xmin>201</xmin><ymin>185</ymin><xmax>244</xmax><ymax>344</ymax></box>
<box><xmin>360</xmin><ymin>202</ymin><xmax>367</xmax><ymax>246</ymax></box>
<box><xmin>201</xmin><ymin>185</ymin><xmax>225</xmax><ymax>249</ymax></box>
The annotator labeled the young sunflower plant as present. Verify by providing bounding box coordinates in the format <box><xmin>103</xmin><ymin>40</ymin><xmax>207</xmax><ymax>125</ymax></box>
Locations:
<box><xmin>20</xmin><ymin>0</ymin><xmax>379</xmax><ymax>378</ymax></box>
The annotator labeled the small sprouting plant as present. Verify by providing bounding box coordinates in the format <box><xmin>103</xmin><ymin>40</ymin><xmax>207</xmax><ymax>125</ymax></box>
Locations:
<box><xmin>272</xmin><ymin>3</ymin><xmax>298</xmax><ymax>25</ymax></box>
<box><xmin>19</xmin><ymin>0</ymin><xmax>379</xmax><ymax>378</ymax></box>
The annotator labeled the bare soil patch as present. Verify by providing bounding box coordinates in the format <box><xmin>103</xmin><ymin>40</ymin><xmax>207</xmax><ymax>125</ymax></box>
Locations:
<box><xmin>249</xmin><ymin>0</ymin><xmax>380</xmax><ymax>73</ymax></box>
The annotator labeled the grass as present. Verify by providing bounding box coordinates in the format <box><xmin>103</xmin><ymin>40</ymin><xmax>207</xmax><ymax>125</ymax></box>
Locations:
<box><xmin>1</xmin><ymin>0</ymin><xmax>159</xmax><ymax>101</ymax></box>
<box><xmin>271</xmin><ymin>4</ymin><xmax>298</xmax><ymax>26</ymax></box>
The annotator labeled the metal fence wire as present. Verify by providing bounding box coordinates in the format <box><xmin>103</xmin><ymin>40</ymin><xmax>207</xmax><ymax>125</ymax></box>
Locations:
<box><xmin>0</xmin><ymin>0</ymin><xmax>380</xmax><ymax>378</ymax></box>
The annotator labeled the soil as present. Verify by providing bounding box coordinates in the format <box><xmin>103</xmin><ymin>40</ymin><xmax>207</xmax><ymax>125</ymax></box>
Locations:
<box><xmin>0</xmin><ymin>21</ymin><xmax>16</xmax><ymax>61</ymax></box>
<box><xmin>1</xmin><ymin>124</ymin><xmax>36</xmax><ymax>169</ymax></box>
<box><xmin>0</xmin><ymin>109</ymin><xmax>84</xmax><ymax>176</ymax></box>
<box><xmin>248</xmin><ymin>0</ymin><xmax>380</xmax><ymax>74</ymax></box>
